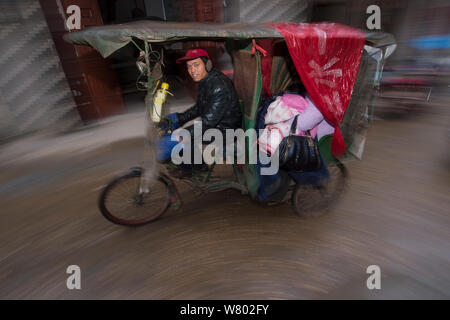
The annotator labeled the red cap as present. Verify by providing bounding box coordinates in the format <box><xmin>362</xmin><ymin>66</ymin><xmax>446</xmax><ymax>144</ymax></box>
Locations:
<box><xmin>176</xmin><ymin>48</ymin><xmax>210</xmax><ymax>64</ymax></box>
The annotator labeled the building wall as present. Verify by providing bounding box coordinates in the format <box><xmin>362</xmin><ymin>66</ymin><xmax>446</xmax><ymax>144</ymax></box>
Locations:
<box><xmin>145</xmin><ymin>0</ymin><xmax>166</xmax><ymax>19</ymax></box>
<box><xmin>163</xmin><ymin>0</ymin><xmax>308</xmax><ymax>23</ymax></box>
<box><xmin>224</xmin><ymin>0</ymin><xmax>240</xmax><ymax>22</ymax></box>
<box><xmin>239</xmin><ymin>0</ymin><xmax>309</xmax><ymax>22</ymax></box>
<box><xmin>0</xmin><ymin>0</ymin><xmax>80</xmax><ymax>141</ymax></box>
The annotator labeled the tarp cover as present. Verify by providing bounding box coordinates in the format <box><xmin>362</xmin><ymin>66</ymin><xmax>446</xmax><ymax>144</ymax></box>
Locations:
<box><xmin>64</xmin><ymin>21</ymin><xmax>283</xmax><ymax>58</ymax></box>
<box><xmin>273</xmin><ymin>22</ymin><xmax>366</xmax><ymax>157</ymax></box>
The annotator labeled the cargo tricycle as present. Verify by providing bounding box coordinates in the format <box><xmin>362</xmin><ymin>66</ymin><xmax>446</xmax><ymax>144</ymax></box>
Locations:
<box><xmin>65</xmin><ymin>21</ymin><xmax>396</xmax><ymax>226</ymax></box>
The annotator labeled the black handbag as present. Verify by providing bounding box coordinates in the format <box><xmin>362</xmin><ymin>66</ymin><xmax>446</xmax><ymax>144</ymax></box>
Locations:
<box><xmin>278</xmin><ymin>114</ymin><xmax>321</xmax><ymax>172</ymax></box>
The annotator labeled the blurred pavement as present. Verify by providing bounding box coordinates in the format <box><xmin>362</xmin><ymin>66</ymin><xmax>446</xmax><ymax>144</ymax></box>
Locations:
<box><xmin>0</xmin><ymin>87</ymin><xmax>449</xmax><ymax>299</ymax></box>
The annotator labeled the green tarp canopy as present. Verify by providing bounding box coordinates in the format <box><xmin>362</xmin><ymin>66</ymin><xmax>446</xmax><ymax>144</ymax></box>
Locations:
<box><xmin>64</xmin><ymin>21</ymin><xmax>283</xmax><ymax>57</ymax></box>
<box><xmin>64</xmin><ymin>20</ymin><xmax>396</xmax><ymax>58</ymax></box>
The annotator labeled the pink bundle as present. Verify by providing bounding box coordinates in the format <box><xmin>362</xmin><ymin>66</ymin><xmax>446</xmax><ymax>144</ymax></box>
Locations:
<box><xmin>258</xmin><ymin>94</ymin><xmax>319</xmax><ymax>155</ymax></box>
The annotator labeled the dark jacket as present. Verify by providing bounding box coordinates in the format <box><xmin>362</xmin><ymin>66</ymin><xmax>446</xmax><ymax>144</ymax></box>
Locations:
<box><xmin>177</xmin><ymin>69</ymin><xmax>242</xmax><ymax>131</ymax></box>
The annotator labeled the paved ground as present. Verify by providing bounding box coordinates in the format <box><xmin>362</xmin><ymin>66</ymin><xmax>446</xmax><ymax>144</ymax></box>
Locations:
<box><xmin>0</xmin><ymin>90</ymin><xmax>449</xmax><ymax>299</ymax></box>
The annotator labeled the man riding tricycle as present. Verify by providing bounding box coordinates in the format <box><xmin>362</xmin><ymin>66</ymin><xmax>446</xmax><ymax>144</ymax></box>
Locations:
<box><xmin>65</xmin><ymin>20</ymin><xmax>396</xmax><ymax>226</ymax></box>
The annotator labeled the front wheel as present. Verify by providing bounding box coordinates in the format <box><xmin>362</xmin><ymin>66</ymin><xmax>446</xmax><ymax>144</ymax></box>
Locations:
<box><xmin>292</xmin><ymin>160</ymin><xmax>348</xmax><ymax>218</ymax></box>
<box><xmin>99</xmin><ymin>169</ymin><xmax>170</xmax><ymax>226</ymax></box>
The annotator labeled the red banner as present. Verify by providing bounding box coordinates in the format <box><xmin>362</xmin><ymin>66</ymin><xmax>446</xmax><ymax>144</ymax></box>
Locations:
<box><xmin>272</xmin><ymin>22</ymin><xmax>366</xmax><ymax>157</ymax></box>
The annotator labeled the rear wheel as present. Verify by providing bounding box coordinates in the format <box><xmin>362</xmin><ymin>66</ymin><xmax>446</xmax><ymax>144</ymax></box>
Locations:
<box><xmin>292</xmin><ymin>160</ymin><xmax>348</xmax><ymax>218</ymax></box>
<box><xmin>99</xmin><ymin>169</ymin><xmax>170</xmax><ymax>226</ymax></box>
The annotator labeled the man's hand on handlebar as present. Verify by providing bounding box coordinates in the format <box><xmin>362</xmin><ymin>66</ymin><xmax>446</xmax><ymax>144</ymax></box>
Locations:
<box><xmin>157</xmin><ymin>117</ymin><xmax>170</xmax><ymax>131</ymax></box>
<box><xmin>157</xmin><ymin>113</ymin><xmax>179</xmax><ymax>133</ymax></box>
